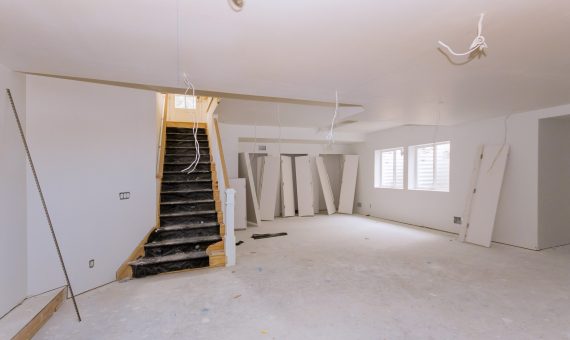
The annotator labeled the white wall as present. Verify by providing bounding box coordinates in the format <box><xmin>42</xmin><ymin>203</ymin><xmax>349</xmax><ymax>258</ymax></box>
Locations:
<box><xmin>355</xmin><ymin>104</ymin><xmax>570</xmax><ymax>250</ymax></box>
<box><xmin>0</xmin><ymin>64</ymin><xmax>27</xmax><ymax>316</ymax></box>
<box><xmin>538</xmin><ymin>117</ymin><xmax>570</xmax><ymax>249</ymax></box>
<box><xmin>26</xmin><ymin>75</ymin><xmax>158</xmax><ymax>295</ymax></box>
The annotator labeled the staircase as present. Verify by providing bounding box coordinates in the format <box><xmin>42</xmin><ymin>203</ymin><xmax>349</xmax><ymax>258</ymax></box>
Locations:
<box><xmin>129</xmin><ymin>125</ymin><xmax>224</xmax><ymax>278</ymax></box>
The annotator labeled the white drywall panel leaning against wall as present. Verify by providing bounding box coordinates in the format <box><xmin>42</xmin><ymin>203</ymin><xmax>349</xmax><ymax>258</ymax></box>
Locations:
<box><xmin>280</xmin><ymin>156</ymin><xmax>295</xmax><ymax>217</ymax></box>
<box><xmin>0</xmin><ymin>64</ymin><xmax>27</xmax><ymax>317</ymax></box>
<box><xmin>295</xmin><ymin>156</ymin><xmax>315</xmax><ymax>217</ymax></box>
<box><xmin>338</xmin><ymin>155</ymin><xmax>359</xmax><ymax>214</ymax></box>
<box><xmin>26</xmin><ymin>75</ymin><xmax>158</xmax><ymax>295</ymax></box>
<box><xmin>316</xmin><ymin>156</ymin><xmax>336</xmax><ymax>215</ymax></box>
<box><xmin>259</xmin><ymin>156</ymin><xmax>280</xmax><ymax>221</ymax></box>
<box><xmin>462</xmin><ymin>145</ymin><xmax>510</xmax><ymax>247</ymax></box>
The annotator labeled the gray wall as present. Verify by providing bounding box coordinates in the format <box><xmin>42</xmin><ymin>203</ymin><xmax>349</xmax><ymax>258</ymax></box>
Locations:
<box><xmin>0</xmin><ymin>64</ymin><xmax>27</xmax><ymax>316</ymax></box>
<box><xmin>538</xmin><ymin>117</ymin><xmax>570</xmax><ymax>249</ymax></box>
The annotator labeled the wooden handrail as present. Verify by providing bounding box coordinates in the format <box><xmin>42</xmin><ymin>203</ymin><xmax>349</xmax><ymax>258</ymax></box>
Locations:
<box><xmin>214</xmin><ymin>117</ymin><xmax>230</xmax><ymax>189</ymax></box>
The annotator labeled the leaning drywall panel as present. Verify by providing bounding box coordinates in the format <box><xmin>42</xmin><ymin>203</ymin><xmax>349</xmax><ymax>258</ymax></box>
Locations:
<box><xmin>459</xmin><ymin>145</ymin><xmax>484</xmax><ymax>242</ymax></box>
<box><xmin>259</xmin><ymin>156</ymin><xmax>280</xmax><ymax>220</ymax></box>
<box><xmin>338</xmin><ymin>155</ymin><xmax>359</xmax><ymax>214</ymax></box>
<box><xmin>280</xmin><ymin>156</ymin><xmax>296</xmax><ymax>217</ymax></box>
<box><xmin>316</xmin><ymin>156</ymin><xmax>336</xmax><ymax>215</ymax></box>
<box><xmin>296</xmin><ymin>156</ymin><xmax>315</xmax><ymax>216</ymax></box>
<box><xmin>238</xmin><ymin>153</ymin><xmax>261</xmax><ymax>225</ymax></box>
<box><xmin>230</xmin><ymin>178</ymin><xmax>247</xmax><ymax>230</ymax></box>
<box><xmin>465</xmin><ymin>145</ymin><xmax>510</xmax><ymax>247</ymax></box>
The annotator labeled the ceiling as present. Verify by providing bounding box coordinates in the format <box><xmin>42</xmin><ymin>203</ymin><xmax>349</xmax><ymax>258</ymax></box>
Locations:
<box><xmin>1</xmin><ymin>0</ymin><xmax>569</xmax><ymax>131</ymax></box>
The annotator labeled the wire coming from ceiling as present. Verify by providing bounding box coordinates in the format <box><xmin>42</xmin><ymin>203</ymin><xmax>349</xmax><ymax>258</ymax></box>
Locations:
<box><xmin>327</xmin><ymin>90</ymin><xmax>339</xmax><ymax>145</ymax></box>
<box><xmin>438</xmin><ymin>13</ymin><xmax>487</xmax><ymax>57</ymax></box>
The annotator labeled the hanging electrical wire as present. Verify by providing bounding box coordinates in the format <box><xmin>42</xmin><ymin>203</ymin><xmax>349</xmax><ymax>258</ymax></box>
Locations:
<box><xmin>180</xmin><ymin>73</ymin><xmax>202</xmax><ymax>173</ymax></box>
<box><xmin>327</xmin><ymin>90</ymin><xmax>339</xmax><ymax>144</ymax></box>
<box><xmin>488</xmin><ymin>112</ymin><xmax>512</xmax><ymax>172</ymax></box>
<box><xmin>438</xmin><ymin>13</ymin><xmax>487</xmax><ymax>57</ymax></box>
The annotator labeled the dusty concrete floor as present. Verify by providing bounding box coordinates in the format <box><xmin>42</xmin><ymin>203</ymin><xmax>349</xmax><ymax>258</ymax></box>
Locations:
<box><xmin>36</xmin><ymin>215</ymin><xmax>570</xmax><ymax>339</ymax></box>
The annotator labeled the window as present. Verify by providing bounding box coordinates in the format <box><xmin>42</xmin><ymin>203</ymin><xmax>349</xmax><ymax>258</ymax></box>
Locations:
<box><xmin>174</xmin><ymin>95</ymin><xmax>197</xmax><ymax>109</ymax></box>
<box><xmin>408</xmin><ymin>141</ymin><xmax>450</xmax><ymax>192</ymax></box>
<box><xmin>374</xmin><ymin>148</ymin><xmax>404</xmax><ymax>189</ymax></box>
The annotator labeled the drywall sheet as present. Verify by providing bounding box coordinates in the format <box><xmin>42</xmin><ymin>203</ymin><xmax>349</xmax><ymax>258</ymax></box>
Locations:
<box><xmin>338</xmin><ymin>155</ymin><xmax>359</xmax><ymax>214</ymax></box>
<box><xmin>259</xmin><ymin>155</ymin><xmax>280</xmax><ymax>220</ymax></box>
<box><xmin>230</xmin><ymin>178</ymin><xmax>247</xmax><ymax>230</ymax></box>
<box><xmin>463</xmin><ymin>145</ymin><xmax>510</xmax><ymax>247</ymax></box>
<box><xmin>238</xmin><ymin>153</ymin><xmax>261</xmax><ymax>225</ymax></box>
<box><xmin>316</xmin><ymin>156</ymin><xmax>336</xmax><ymax>215</ymax></box>
<box><xmin>459</xmin><ymin>145</ymin><xmax>484</xmax><ymax>242</ymax></box>
<box><xmin>296</xmin><ymin>156</ymin><xmax>315</xmax><ymax>216</ymax></box>
<box><xmin>281</xmin><ymin>156</ymin><xmax>296</xmax><ymax>217</ymax></box>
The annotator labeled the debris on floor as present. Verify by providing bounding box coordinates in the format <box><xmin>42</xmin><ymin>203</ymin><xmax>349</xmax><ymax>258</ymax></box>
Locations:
<box><xmin>236</xmin><ymin>240</ymin><xmax>244</xmax><ymax>246</ymax></box>
<box><xmin>251</xmin><ymin>232</ymin><xmax>288</xmax><ymax>239</ymax></box>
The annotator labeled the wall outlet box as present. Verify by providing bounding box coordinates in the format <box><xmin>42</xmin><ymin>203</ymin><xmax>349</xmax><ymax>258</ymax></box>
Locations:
<box><xmin>357</xmin><ymin>202</ymin><xmax>362</xmax><ymax>208</ymax></box>
<box><xmin>258</xmin><ymin>145</ymin><xmax>267</xmax><ymax>151</ymax></box>
<box><xmin>89</xmin><ymin>259</ymin><xmax>95</xmax><ymax>268</ymax></box>
<box><xmin>119</xmin><ymin>192</ymin><xmax>131</xmax><ymax>200</ymax></box>
<box><xmin>454</xmin><ymin>216</ymin><xmax>462</xmax><ymax>224</ymax></box>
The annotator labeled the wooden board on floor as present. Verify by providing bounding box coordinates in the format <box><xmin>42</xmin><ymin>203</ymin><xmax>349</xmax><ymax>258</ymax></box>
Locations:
<box><xmin>316</xmin><ymin>156</ymin><xmax>336</xmax><ymax>215</ymax></box>
<box><xmin>295</xmin><ymin>156</ymin><xmax>315</xmax><ymax>217</ymax></box>
<box><xmin>259</xmin><ymin>155</ymin><xmax>280</xmax><ymax>221</ymax></box>
<box><xmin>238</xmin><ymin>153</ymin><xmax>261</xmax><ymax>225</ymax></box>
<box><xmin>463</xmin><ymin>145</ymin><xmax>510</xmax><ymax>247</ymax></box>
<box><xmin>281</xmin><ymin>155</ymin><xmax>296</xmax><ymax>217</ymax></box>
<box><xmin>3</xmin><ymin>287</ymin><xmax>68</xmax><ymax>340</ymax></box>
<box><xmin>338</xmin><ymin>155</ymin><xmax>359</xmax><ymax>214</ymax></box>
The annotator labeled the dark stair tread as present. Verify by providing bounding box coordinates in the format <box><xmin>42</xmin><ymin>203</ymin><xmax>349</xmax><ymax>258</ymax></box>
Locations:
<box><xmin>163</xmin><ymin>170</ymin><xmax>210</xmax><ymax>174</ymax></box>
<box><xmin>157</xmin><ymin>222</ymin><xmax>219</xmax><ymax>232</ymax></box>
<box><xmin>167</xmin><ymin>139</ymin><xmax>209</xmax><ymax>142</ymax></box>
<box><xmin>162</xmin><ymin>179</ymin><xmax>212</xmax><ymax>184</ymax></box>
<box><xmin>164</xmin><ymin>161</ymin><xmax>211</xmax><ymax>165</ymax></box>
<box><xmin>160</xmin><ymin>199</ymin><xmax>215</xmax><ymax>205</ymax></box>
<box><xmin>129</xmin><ymin>251</ymin><xmax>208</xmax><ymax>266</ymax></box>
<box><xmin>161</xmin><ymin>189</ymin><xmax>213</xmax><ymax>194</ymax></box>
<box><xmin>166</xmin><ymin>132</ymin><xmax>207</xmax><ymax>135</ymax></box>
<box><xmin>145</xmin><ymin>235</ymin><xmax>222</xmax><ymax>248</ymax></box>
<box><xmin>160</xmin><ymin>210</ymin><xmax>217</xmax><ymax>218</ymax></box>
<box><xmin>166</xmin><ymin>146</ymin><xmax>210</xmax><ymax>149</ymax></box>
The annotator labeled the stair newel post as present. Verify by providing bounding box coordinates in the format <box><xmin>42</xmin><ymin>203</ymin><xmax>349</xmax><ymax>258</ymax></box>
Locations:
<box><xmin>224</xmin><ymin>188</ymin><xmax>237</xmax><ymax>266</ymax></box>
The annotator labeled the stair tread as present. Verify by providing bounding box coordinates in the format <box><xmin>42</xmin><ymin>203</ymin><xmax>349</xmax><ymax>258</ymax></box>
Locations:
<box><xmin>167</xmin><ymin>139</ymin><xmax>209</xmax><ymax>142</ymax></box>
<box><xmin>164</xmin><ymin>161</ymin><xmax>210</xmax><ymax>165</ymax></box>
<box><xmin>162</xmin><ymin>179</ymin><xmax>212</xmax><ymax>183</ymax></box>
<box><xmin>157</xmin><ymin>222</ymin><xmax>219</xmax><ymax>232</ymax></box>
<box><xmin>161</xmin><ymin>188</ymin><xmax>213</xmax><ymax>194</ymax></box>
<box><xmin>130</xmin><ymin>251</ymin><xmax>208</xmax><ymax>266</ymax></box>
<box><xmin>163</xmin><ymin>170</ymin><xmax>210</xmax><ymax>174</ymax></box>
<box><xmin>166</xmin><ymin>146</ymin><xmax>210</xmax><ymax>149</ymax></box>
<box><xmin>160</xmin><ymin>210</ymin><xmax>217</xmax><ymax>217</ymax></box>
<box><xmin>160</xmin><ymin>199</ymin><xmax>214</xmax><ymax>205</ymax></box>
<box><xmin>145</xmin><ymin>235</ymin><xmax>222</xmax><ymax>248</ymax></box>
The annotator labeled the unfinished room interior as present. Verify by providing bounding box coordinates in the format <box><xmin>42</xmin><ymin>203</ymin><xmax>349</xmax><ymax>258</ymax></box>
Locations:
<box><xmin>1</xmin><ymin>0</ymin><xmax>570</xmax><ymax>339</ymax></box>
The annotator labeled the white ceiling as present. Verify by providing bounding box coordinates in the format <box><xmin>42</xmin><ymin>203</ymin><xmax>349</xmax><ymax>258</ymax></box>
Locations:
<box><xmin>1</xmin><ymin>0</ymin><xmax>569</xmax><ymax>131</ymax></box>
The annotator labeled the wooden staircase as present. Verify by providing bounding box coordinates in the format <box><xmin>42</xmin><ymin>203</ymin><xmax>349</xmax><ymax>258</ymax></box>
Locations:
<box><xmin>116</xmin><ymin>121</ymin><xmax>225</xmax><ymax>280</ymax></box>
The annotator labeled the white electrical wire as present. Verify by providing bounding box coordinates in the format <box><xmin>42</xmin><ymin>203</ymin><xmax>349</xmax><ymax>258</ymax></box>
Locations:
<box><xmin>487</xmin><ymin>112</ymin><xmax>512</xmax><ymax>172</ymax></box>
<box><xmin>327</xmin><ymin>91</ymin><xmax>339</xmax><ymax>144</ymax></box>
<box><xmin>438</xmin><ymin>13</ymin><xmax>487</xmax><ymax>57</ymax></box>
<box><xmin>180</xmin><ymin>73</ymin><xmax>202</xmax><ymax>174</ymax></box>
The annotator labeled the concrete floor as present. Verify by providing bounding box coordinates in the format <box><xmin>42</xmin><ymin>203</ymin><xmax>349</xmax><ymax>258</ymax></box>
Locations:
<box><xmin>36</xmin><ymin>215</ymin><xmax>570</xmax><ymax>339</ymax></box>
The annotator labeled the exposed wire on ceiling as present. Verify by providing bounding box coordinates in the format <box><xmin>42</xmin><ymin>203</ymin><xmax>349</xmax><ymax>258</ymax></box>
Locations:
<box><xmin>327</xmin><ymin>90</ymin><xmax>339</xmax><ymax>145</ymax></box>
<box><xmin>438</xmin><ymin>13</ymin><xmax>487</xmax><ymax>57</ymax></box>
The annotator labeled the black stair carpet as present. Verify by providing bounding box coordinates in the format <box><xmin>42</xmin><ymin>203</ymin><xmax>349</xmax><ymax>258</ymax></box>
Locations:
<box><xmin>129</xmin><ymin>127</ymin><xmax>222</xmax><ymax>278</ymax></box>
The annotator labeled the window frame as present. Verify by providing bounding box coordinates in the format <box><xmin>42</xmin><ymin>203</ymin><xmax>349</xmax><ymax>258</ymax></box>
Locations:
<box><xmin>408</xmin><ymin>141</ymin><xmax>451</xmax><ymax>192</ymax></box>
<box><xmin>374</xmin><ymin>147</ymin><xmax>405</xmax><ymax>190</ymax></box>
<box><xmin>174</xmin><ymin>94</ymin><xmax>197</xmax><ymax>110</ymax></box>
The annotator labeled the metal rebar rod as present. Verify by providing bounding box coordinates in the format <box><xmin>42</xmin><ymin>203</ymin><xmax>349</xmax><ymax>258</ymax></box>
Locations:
<box><xmin>6</xmin><ymin>88</ymin><xmax>82</xmax><ymax>322</ymax></box>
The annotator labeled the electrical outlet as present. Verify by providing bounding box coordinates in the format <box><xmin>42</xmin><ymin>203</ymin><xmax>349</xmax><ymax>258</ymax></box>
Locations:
<box><xmin>357</xmin><ymin>202</ymin><xmax>362</xmax><ymax>208</ymax></box>
<box><xmin>119</xmin><ymin>192</ymin><xmax>131</xmax><ymax>200</ymax></box>
<box><xmin>454</xmin><ymin>216</ymin><xmax>462</xmax><ymax>224</ymax></box>
<box><xmin>258</xmin><ymin>145</ymin><xmax>267</xmax><ymax>151</ymax></box>
<box><xmin>89</xmin><ymin>259</ymin><xmax>95</xmax><ymax>268</ymax></box>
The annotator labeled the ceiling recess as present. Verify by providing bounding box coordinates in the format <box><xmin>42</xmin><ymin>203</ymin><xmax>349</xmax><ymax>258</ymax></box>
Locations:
<box><xmin>228</xmin><ymin>0</ymin><xmax>244</xmax><ymax>11</ymax></box>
